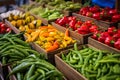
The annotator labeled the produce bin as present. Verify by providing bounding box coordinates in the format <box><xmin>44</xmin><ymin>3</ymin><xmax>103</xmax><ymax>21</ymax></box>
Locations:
<box><xmin>55</xmin><ymin>44</ymin><xmax>97</xmax><ymax>80</ymax></box>
<box><xmin>7</xmin><ymin>65</ymin><xmax>68</xmax><ymax>80</ymax></box>
<box><xmin>5</xmin><ymin>20</ymin><xmax>20</xmax><ymax>34</ymax></box>
<box><xmin>55</xmin><ymin>44</ymin><xmax>120</xmax><ymax>80</ymax></box>
<box><xmin>5</xmin><ymin>17</ymin><xmax>81</xmax><ymax>64</ymax></box>
<box><xmin>0</xmin><ymin>62</ymin><xmax>4</xmax><ymax>80</ymax></box>
<box><xmin>88</xmin><ymin>37</ymin><xmax>120</xmax><ymax>54</ymax></box>
<box><xmin>72</xmin><ymin>13</ymin><xmax>118</xmax><ymax>30</ymax></box>
<box><xmin>30</xmin><ymin>24</ymin><xmax>81</xmax><ymax>64</ymax></box>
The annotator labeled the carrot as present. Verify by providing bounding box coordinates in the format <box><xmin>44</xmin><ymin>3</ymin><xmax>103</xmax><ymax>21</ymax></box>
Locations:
<box><xmin>46</xmin><ymin>41</ymin><xmax>59</xmax><ymax>52</ymax></box>
<box><xmin>65</xmin><ymin>28</ymin><xmax>69</xmax><ymax>37</ymax></box>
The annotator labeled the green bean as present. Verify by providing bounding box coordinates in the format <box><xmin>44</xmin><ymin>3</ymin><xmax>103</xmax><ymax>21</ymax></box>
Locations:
<box><xmin>8</xmin><ymin>62</ymin><xmax>33</xmax><ymax>76</ymax></box>
<box><xmin>26</xmin><ymin>64</ymin><xmax>35</xmax><ymax>80</ymax></box>
<box><xmin>70</xmin><ymin>49</ymin><xmax>83</xmax><ymax>64</ymax></box>
<box><xmin>98</xmin><ymin>60</ymin><xmax>120</xmax><ymax>64</ymax></box>
<box><xmin>17</xmin><ymin>73</ymin><xmax>22</xmax><ymax>80</ymax></box>
<box><xmin>74</xmin><ymin>43</ymin><xmax>78</xmax><ymax>51</ymax></box>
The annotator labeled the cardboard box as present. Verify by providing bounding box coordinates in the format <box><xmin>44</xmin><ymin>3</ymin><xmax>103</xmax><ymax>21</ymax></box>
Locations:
<box><xmin>72</xmin><ymin>13</ymin><xmax>118</xmax><ymax>30</ymax></box>
<box><xmin>88</xmin><ymin>37</ymin><xmax>120</xmax><ymax>54</ymax></box>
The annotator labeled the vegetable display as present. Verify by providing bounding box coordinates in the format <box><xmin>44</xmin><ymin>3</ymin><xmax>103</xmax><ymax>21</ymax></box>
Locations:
<box><xmin>25</xmin><ymin>25</ymin><xmax>76</xmax><ymax>52</ymax></box>
<box><xmin>0</xmin><ymin>32</ymin><xmax>43</xmax><ymax>65</ymax></box>
<box><xmin>0</xmin><ymin>32</ymin><xmax>63</xmax><ymax>80</ymax></box>
<box><xmin>1</xmin><ymin>10</ymin><xmax>42</xmax><ymax>33</ymax></box>
<box><xmin>61</xmin><ymin>43</ymin><xmax>120</xmax><ymax>80</ymax></box>
<box><xmin>29</xmin><ymin>7</ymin><xmax>63</xmax><ymax>20</ymax></box>
<box><xmin>92</xmin><ymin>27</ymin><xmax>120</xmax><ymax>50</ymax></box>
<box><xmin>55</xmin><ymin>16</ymin><xmax>99</xmax><ymax>34</ymax></box>
<box><xmin>78</xmin><ymin>6</ymin><xmax>120</xmax><ymax>22</ymax></box>
<box><xmin>8</xmin><ymin>54</ymin><xmax>63</xmax><ymax>80</ymax></box>
<box><xmin>47</xmin><ymin>1</ymin><xmax>82</xmax><ymax>11</ymax></box>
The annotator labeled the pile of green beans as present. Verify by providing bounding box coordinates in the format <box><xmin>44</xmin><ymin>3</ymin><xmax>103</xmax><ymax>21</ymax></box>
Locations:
<box><xmin>8</xmin><ymin>55</ymin><xmax>63</xmax><ymax>80</ymax></box>
<box><xmin>62</xmin><ymin>43</ymin><xmax>120</xmax><ymax>80</ymax></box>
<box><xmin>0</xmin><ymin>32</ymin><xmax>44</xmax><ymax>65</ymax></box>
<box><xmin>0</xmin><ymin>32</ymin><xmax>63</xmax><ymax>80</ymax></box>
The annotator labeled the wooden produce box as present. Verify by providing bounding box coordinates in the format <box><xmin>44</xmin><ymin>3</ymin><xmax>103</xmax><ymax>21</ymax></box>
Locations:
<box><xmin>52</xmin><ymin>22</ymin><xmax>93</xmax><ymax>44</ymax></box>
<box><xmin>0</xmin><ymin>62</ymin><xmax>4</xmax><ymax>80</ymax></box>
<box><xmin>7</xmin><ymin>66</ymin><xmax>16</xmax><ymax>80</ymax></box>
<box><xmin>30</xmin><ymin>24</ymin><xmax>81</xmax><ymax>64</ymax></box>
<box><xmin>5</xmin><ymin>18</ymin><xmax>81</xmax><ymax>64</ymax></box>
<box><xmin>118</xmin><ymin>23</ymin><xmax>120</xmax><ymax>29</ymax></box>
<box><xmin>55</xmin><ymin>44</ymin><xmax>98</xmax><ymax>80</ymax></box>
<box><xmin>5</xmin><ymin>20</ymin><xmax>20</xmax><ymax>34</ymax></box>
<box><xmin>88</xmin><ymin>37</ymin><xmax>120</xmax><ymax>53</ymax></box>
<box><xmin>72</xmin><ymin>13</ymin><xmax>118</xmax><ymax>30</ymax></box>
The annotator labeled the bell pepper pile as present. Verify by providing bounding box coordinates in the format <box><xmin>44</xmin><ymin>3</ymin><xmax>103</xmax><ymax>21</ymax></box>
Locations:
<box><xmin>2</xmin><ymin>10</ymin><xmax>42</xmax><ymax>34</ymax></box>
<box><xmin>25</xmin><ymin>25</ymin><xmax>76</xmax><ymax>52</ymax></box>
<box><xmin>92</xmin><ymin>27</ymin><xmax>120</xmax><ymax>50</ymax></box>
<box><xmin>78</xmin><ymin>6</ymin><xmax>120</xmax><ymax>22</ymax></box>
<box><xmin>55</xmin><ymin>16</ymin><xmax>99</xmax><ymax>34</ymax></box>
<box><xmin>0</xmin><ymin>22</ymin><xmax>11</xmax><ymax>34</ymax></box>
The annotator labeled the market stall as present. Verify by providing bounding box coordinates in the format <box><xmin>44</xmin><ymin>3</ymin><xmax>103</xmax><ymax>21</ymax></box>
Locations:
<box><xmin>0</xmin><ymin>0</ymin><xmax>120</xmax><ymax>80</ymax></box>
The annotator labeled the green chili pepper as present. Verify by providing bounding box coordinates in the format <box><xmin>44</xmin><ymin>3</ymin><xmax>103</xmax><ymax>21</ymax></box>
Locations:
<box><xmin>17</xmin><ymin>73</ymin><xmax>22</xmax><ymax>80</ymax></box>
<box><xmin>26</xmin><ymin>64</ymin><xmax>35</xmax><ymax>80</ymax></box>
<box><xmin>8</xmin><ymin>62</ymin><xmax>33</xmax><ymax>76</ymax></box>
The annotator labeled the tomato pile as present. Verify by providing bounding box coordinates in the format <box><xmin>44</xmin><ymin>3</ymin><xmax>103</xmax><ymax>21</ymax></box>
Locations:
<box><xmin>78</xmin><ymin>6</ymin><xmax>120</xmax><ymax>22</ymax></box>
<box><xmin>0</xmin><ymin>22</ymin><xmax>11</xmax><ymax>34</ymax></box>
<box><xmin>92</xmin><ymin>27</ymin><xmax>120</xmax><ymax>50</ymax></box>
<box><xmin>55</xmin><ymin>16</ymin><xmax>99</xmax><ymax>34</ymax></box>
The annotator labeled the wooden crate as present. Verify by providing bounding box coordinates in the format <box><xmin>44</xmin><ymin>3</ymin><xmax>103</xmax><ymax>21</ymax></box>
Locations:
<box><xmin>118</xmin><ymin>23</ymin><xmax>120</xmax><ymax>29</ymax></box>
<box><xmin>30</xmin><ymin>24</ymin><xmax>81</xmax><ymax>64</ymax></box>
<box><xmin>88</xmin><ymin>37</ymin><xmax>120</xmax><ymax>53</ymax></box>
<box><xmin>7</xmin><ymin>66</ymin><xmax>16</xmax><ymax>80</ymax></box>
<box><xmin>0</xmin><ymin>62</ymin><xmax>4</xmax><ymax>80</ymax></box>
<box><xmin>72</xmin><ymin>13</ymin><xmax>118</xmax><ymax>30</ymax></box>
<box><xmin>5</xmin><ymin>18</ymin><xmax>81</xmax><ymax>64</ymax></box>
<box><xmin>55</xmin><ymin>44</ymin><xmax>98</xmax><ymax>80</ymax></box>
<box><xmin>5</xmin><ymin>20</ymin><xmax>20</xmax><ymax>34</ymax></box>
<box><xmin>52</xmin><ymin>22</ymin><xmax>92</xmax><ymax>44</ymax></box>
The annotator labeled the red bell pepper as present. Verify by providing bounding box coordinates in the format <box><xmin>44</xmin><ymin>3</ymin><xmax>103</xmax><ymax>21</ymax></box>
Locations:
<box><xmin>98</xmin><ymin>32</ymin><xmax>110</xmax><ymax>43</ymax></box>
<box><xmin>91</xmin><ymin>30</ymin><xmax>101</xmax><ymax>40</ymax></box>
<box><xmin>77</xmin><ymin>24</ymin><xmax>89</xmax><ymax>34</ymax></box>
<box><xmin>74</xmin><ymin>21</ymin><xmax>83</xmax><ymax>30</ymax></box>
<box><xmin>89</xmin><ymin>25</ymin><xmax>98</xmax><ymax>33</ymax></box>
<box><xmin>107</xmin><ymin>27</ymin><xmax>117</xmax><ymax>36</ymax></box>
<box><xmin>112</xmin><ymin>33</ymin><xmax>120</xmax><ymax>41</ymax></box>
<box><xmin>84</xmin><ymin>20</ymin><xmax>94</xmax><ymax>27</ymax></box>
<box><xmin>69</xmin><ymin>19</ymin><xmax>77</xmax><ymax>31</ymax></box>
<box><xmin>114</xmin><ymin>38</ymin><xmax>120</xmax><ymax>50</ymax></box>
<box><xmin>104</xmin><ymin>36</ymin><xmax>115</xmax><ymax>46</ymax></box>
<box><xmin>56</xmin><ymin>16</ymin><xmax>68</xmax><ymax>26</ymax></box>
